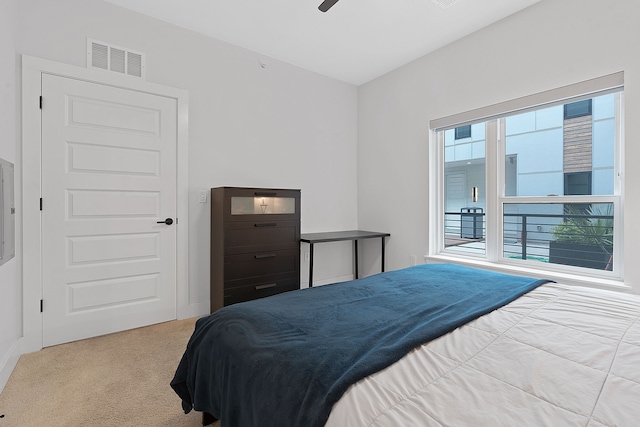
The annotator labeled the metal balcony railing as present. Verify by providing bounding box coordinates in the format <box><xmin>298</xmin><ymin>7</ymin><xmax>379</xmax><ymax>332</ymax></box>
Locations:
<box><xmin>444</xmin><ymin>208</ymin><xmax>614</xmax><ymax>271</ymax></box>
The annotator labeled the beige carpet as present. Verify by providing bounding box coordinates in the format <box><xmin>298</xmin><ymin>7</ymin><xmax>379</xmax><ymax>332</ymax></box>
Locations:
<box><xmin>0</xmin><ymin>318</ymin><xmax>220</xmax><ymax>427</ymax></box>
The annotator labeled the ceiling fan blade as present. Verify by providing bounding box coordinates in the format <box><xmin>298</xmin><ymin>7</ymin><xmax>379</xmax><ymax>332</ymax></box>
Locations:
<box><xmin>318</xmin><ymin>0</ymin><xmax>340</xmax><ymax>12</ymax></box>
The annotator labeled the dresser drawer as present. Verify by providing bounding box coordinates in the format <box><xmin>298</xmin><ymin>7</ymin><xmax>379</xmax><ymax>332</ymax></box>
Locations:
<box><xmin>224</xmin><ymin>249</ymin><xmax>299</xmax><ymax>282</ymax></box>
<box><xmin>223</xmin><ymin>188</ymin><xmax>301</xmax><ymax>222</ymax></box>
<box><xmin>224</xmin><ymin>270</ymin><xmax>298</xmax><ymax>290</ymax></box>
<box><xmin>224</xmin><ymin>220</ymin><xmax>300</xmax><ymax>255</ymax></box>
<box><xmin>223</xmin><ymin>277</ymin><xmax>299</xmax><ymax>306</ymax></box>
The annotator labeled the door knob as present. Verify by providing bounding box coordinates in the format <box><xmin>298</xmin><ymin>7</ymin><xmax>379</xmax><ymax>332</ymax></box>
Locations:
<box><xmin>157</xmin><ymin>218</ymin><xmax>174</xmax><ymax>225</ymax></box>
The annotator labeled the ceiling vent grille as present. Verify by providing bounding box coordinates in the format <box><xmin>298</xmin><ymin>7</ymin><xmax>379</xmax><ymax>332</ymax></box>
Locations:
<box><xmin>87</xmin><ymin>39</ymin><xmax>145</xmax><ymax>79</ymax></box>
<box><xmin>431</xmin><ymin>0</ymin><xmax>459</xmax><ymax>9</ymax></box>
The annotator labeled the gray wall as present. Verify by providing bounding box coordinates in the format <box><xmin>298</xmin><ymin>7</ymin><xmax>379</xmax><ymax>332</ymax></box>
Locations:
<box><xmin>357</xmin><ymin>0</ymin><xmax>640</xmax><ymax>292</ymax></box>
<box><xmin>0</xmin><ymin>0</ymin><xmax>19</xmax><ymax>391</ymax></box>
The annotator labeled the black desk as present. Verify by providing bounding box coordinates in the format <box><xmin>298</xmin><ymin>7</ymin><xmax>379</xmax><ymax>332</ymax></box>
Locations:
<box><xmin>300</xmin><ymin>230</ymin><xmax>390</xmax><ymax>287</ymax></box>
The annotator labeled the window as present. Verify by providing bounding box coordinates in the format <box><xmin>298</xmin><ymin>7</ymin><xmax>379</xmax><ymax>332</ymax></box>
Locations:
<box><xmin>564</xmin><ymin>99</ymin><xmax>592</xmax><ymax>120</ymax></box>
<box><xmin>431</xmin><ymin>74</ymin><xmax>623</xmax><ymax>279</ymax></box>
<box><xmin>455</xmin><ymin>125</ymin><xmax>472</xmax><ymax>140</ymax></box>
<box><xmin>564</xmin><ymin>172</ymin><xmax>592</xmax><ymax>196</ymax></box>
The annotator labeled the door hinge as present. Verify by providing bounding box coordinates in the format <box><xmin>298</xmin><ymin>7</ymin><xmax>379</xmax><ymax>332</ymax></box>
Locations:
<box><xmin>40</xmin><ymin>198</ymin><xmax>43</xmax><ymax>210</ymax></box>
<box><xmin>39</xmin><ymin>96</ymin><xmax>42</xmax><ymax>109</ymax></box>
<box><xmin>40</xmin><ymin>299</ymin><xmax>43</xmax><ymax>313</ymax></box>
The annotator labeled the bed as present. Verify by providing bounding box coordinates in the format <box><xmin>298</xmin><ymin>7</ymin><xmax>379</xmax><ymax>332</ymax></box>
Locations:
<box><xmin>171</xmin><ymin>263</ymin><xmax>640</xmax><ymax>426</ymax></box>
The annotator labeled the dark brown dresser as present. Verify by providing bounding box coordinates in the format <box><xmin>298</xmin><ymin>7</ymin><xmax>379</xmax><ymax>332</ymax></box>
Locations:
<box><xmin>210</xmin><ymin>187</ymin><xmax>301</xmax><ymax>312</ymax></box>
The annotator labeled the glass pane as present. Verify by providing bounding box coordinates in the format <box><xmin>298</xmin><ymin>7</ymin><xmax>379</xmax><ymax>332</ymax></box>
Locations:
<box><xmin>231</xmin><ymin>197</ymin><xmax>296</xmax><ymax>215</ymax></box>
<box><xmin>503</xmin><ymin>203</ymin><xmax>614</xmax><ymax>271</ymax></box>
<box><xmin>504</xmin><ymin>94</ymin><xmax>616</xmax><ymax>197</ymax></box>
<box><xmin>443</xmin><ymin>124</ymin><xmax>486</xmax><ymax>256</ymax></box>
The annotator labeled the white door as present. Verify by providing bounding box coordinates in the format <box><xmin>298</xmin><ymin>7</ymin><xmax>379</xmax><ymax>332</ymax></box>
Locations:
<box><xmin>41</xmin><ymin>74</ymin><xmax>177</xmax><ymax>347</ymax></box>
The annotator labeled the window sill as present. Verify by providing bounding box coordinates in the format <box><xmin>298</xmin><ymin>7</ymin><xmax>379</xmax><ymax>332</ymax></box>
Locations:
<box><xmin>424</xmin><ymin>254</ymin><xmax>630</xmax><ymax>292</ymax></box>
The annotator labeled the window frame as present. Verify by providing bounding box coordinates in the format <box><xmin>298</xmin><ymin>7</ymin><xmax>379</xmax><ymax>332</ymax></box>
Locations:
<box><xmin>429</xmin><ymin>76</ymin><xmax>625</xmax><ymax>283</ymax></box>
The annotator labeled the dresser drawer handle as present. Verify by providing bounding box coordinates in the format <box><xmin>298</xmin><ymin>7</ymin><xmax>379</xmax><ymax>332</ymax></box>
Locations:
<box><xmin>255</xmin><ymin>223</ymin><xmax>277</xmax><ymax>227</ymax></box>
<box><xmin>255</xmin><ymin>191</ymin><xmax>277</xmax><ymax>197</ymax></box>
<box><xmin>254</xmin><ymin>253</ymin><xmax>276</xmax><ymax>259</ymax></box>
<box><xmin>255</xmin><ymin>283</ymin><xmax>277</xmax><ymax>290</ymax></box>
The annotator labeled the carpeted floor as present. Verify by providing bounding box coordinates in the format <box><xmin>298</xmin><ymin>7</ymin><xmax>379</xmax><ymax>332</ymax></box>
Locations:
<box><xmin>0</xmin><ymin>318</ymin><xmax>220</xmax><ymax>427</ymax></box>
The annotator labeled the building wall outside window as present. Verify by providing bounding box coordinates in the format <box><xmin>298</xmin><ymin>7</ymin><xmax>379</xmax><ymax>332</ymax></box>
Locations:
<box><xmin>445</xmin><ymin>94</ymin><xmax>615</xmax><ymax>205</ymax></box>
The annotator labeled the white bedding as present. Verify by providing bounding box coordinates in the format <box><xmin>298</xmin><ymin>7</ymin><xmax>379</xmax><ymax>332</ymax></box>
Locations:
<box><xmin>326</xmin><ymin>282</ymin><xmax>640</xmax><ymax>426</ymax></box>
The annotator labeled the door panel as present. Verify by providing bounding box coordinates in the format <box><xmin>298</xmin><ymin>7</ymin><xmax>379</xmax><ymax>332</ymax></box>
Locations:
<box><xmin>68</xmin><ymin>189</ymin><xmax>160</xmax><ymax>217</ymax></box>
<box><xmin>41</xmin><ymin>74</ymin><xmax>177</xmax><ymax>347</ymax></box>
<box><xmin>68</xmin><ymin>142</ymin><xmax>160</xmax><ymax>176</ymax></box>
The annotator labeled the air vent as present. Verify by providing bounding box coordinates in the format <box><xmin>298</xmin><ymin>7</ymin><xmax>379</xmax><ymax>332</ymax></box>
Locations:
<box><xmin>87</xmin><ymin>39</ymin><xmax>145</xmax><ymax>79</ymax></box>
<box><xmin>431</xmin><ymin>0</ymin><xmax>459</xmax><ymax>9</ymax></box>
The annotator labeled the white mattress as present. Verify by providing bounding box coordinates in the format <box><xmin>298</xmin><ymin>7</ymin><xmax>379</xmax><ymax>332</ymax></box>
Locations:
<box><xmin>326</xmin><ymin>282</ymin><xmax>640</xmax><ymax>426</ymax></box>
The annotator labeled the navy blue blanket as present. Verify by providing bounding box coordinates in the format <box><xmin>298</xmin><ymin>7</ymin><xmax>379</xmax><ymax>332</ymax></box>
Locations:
<box><xmin>171</xmin><ymin>264</ymin><xmax>548</xmax><ymax>427</ymax></box>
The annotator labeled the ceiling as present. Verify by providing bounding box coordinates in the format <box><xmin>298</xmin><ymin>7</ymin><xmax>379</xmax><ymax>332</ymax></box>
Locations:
<box><xmin>103</xmin><ymin>0</ymin><xmax>540</xmax><ymax>86</ymax></box>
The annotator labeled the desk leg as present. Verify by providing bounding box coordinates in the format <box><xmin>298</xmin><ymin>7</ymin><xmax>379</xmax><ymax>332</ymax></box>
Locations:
<box><xmin>354</xmin><ymin>239</ymin><xmax>358</xmax><ymax>279</ymax></box>
<box><xmin>308</xmin><ymin>243</ymin><xmax>314</xmax><ymax>287</ymax></box>
<box><xmin>381</xmin><ymin>237</ymin><xmax>386</xmax><ymax>272</ymax></box>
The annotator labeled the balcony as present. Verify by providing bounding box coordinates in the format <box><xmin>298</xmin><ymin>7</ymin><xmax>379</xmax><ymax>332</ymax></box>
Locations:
<box><xmin>444</xmin><ymin>204</ymin><xmax>614</xmax><ymax>271</ymax></box>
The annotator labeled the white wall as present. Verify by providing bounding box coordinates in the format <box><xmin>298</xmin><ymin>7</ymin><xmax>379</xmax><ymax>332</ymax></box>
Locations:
<box><xmin>0</xmin><ymin>0</ymin><xmax>20</xmax><ymax>391</ymax></box>
<box><xmin>357</xmin><ymin>0</ymin><xmax>640</xmax><ymax>293</ymax></box>
<box><xmin>15</xmin><ymin>0</ymin><xmax>359</xmax><ymax>321</ymax></box>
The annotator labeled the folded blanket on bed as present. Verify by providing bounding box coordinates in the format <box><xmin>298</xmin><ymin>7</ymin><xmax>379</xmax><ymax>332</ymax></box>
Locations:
<box><xmin>171</xmin><ymin>263</ymin><xmax>549</xmax><ymax>427</ymax></box>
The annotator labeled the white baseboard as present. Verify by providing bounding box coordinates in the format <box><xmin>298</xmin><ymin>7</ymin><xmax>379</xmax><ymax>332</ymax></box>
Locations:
<box><xmin>0</xmin><ymin>338</ymin><xmax>23</xmax><ymax>394</ymax></box>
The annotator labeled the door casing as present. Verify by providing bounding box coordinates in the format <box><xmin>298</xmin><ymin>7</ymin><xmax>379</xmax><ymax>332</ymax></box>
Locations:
<box><xmin>21</xmin><ymin>55</ymin><xmax>193</xmax><ymax>353</ymax></box>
